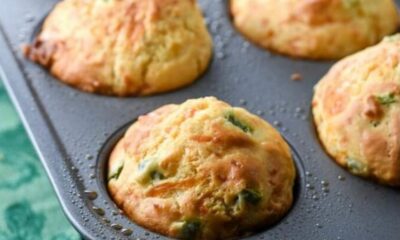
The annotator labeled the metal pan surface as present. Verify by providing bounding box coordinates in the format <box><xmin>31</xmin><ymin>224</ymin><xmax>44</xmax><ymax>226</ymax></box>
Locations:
<box><xmin>0</xmin><ymin>0</ymin><xmax>399</xmax><ymax>239</ymax></box>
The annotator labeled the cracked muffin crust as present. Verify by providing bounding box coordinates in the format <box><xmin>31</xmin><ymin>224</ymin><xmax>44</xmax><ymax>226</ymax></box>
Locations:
<box><xmin>108</xmin><ymin>97</ymin><xmax>296</xmax><ymax>239</ymax></box>
<box><xmin>313</xmin><ymin>35</ymin><xmax>400</xmax><ymax>186</ymax></box>
<box><xmin>230</xmin><ymin>0</ymin><xmax>399</xmax><ymax>59</ymax></box>
<box><xmin>24</xmin><ymin>0</ymin><xmax>212</xmax><ymax>96</ymax></box>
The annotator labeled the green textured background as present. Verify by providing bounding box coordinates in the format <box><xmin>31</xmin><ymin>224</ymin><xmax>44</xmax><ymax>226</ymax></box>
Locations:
<box><xmin>0</xmin><ymin>79</ymin><xmax>80</xmax><ymax>240</ymax></box>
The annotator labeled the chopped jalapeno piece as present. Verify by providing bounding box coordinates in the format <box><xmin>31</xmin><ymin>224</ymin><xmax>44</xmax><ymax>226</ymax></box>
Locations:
<box><xmin>376</xmin><ymin>93</ymin><xmax>396</xmax><ymax>105</ymax></box>
<box><xmin>239</xmin><ymin>189</ymin><xmax>262</xmax><ymax>205</ymax></box>
<box><xmin>347</xmin><ymin>158</ymin><xmax>368</xmax><ymax>176</ymax></box>
<box><xmin>225</xmin><ymin>112</ymin><xmax>253</xmax><ymax>133</ymax></box>
<box><xmin>108</xmin><ymin>164</ymin><xmax>124</xmax><ymax>181</ymax></box>
<box><xmin>180</xmin><ymin>219</ymin><xmax>201</xmax><ymax>239</ymax></box>
<box><xmin>138</xmin><ymin>158</ymin><xmax>152</xmax><ymax>171</ymax></box>
<box><xmin>150</xmin><ymin>170</ymin><xmax>165</xmax><ymax>181</ymax></box>
<box><xmin>372</xmin><ymin>121</ymin><xmax>380</xmax><ymax>127</ymax></box>
<box><xmin>136</xmin><ymin>158</ymin><xmax>165</xmax><ymax>184</ymax></box>
<box><xmin>342</xmin><ymin>0</ymin><xmax>359</xmax><ymax>9</ymax></box>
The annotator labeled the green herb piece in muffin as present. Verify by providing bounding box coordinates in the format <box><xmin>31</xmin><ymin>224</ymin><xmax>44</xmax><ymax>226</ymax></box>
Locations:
<box><xmin>180</xmin><ymin>219</ymin><xmax>202</xmax><ymax>239</ymax></box>
<box><xmin>347</xmin><ymin>158</ymin><xmax>369</xmax><ymax>176</ymax></box>
<box><xmin>225</xmin><ymin>112</ymin><xmax>253</xmax><ymax>133</ymax></box>
<box><xmin>108</xmin><ymin>164</ymin><xmax>124</xmax><ymax>181</ymax></box>
<box><xmin>376</xmin><ymin>93</ymin><xmax>396</xmax><ymax>105</ymax></box>
<box><xmin>239</xmin><ymin>189</ymin><xmax>262</xmax><ymax>205</ymax></box>
<box><xmin>342</xmin><ymin>0</ymin><xmax>360</xmax><ymax>9</ymax></box>
<box><xmin>136</xmin><ymin>158</ymin><xmax>165</xmax><ymax>184</ymax></box>
<box><xmin>150</xmin><ymin>170</ymin><xmax>165</xmax><ymax>181</ymax></box>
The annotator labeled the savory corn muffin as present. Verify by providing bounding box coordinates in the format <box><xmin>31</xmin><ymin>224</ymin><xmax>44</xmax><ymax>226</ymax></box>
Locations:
<box><xmin>108</xmin><ymin>97</ymin><xmax>296</xmax><ymax>239</ymax></box>
<box><xmin>24</xmin><ymin>0</ymin><xmax>212</xmax><ymax>96</ymax></box>
<box><xmin>312</xmin><ymin>34</ymin><xmax>400</xmax><ymax>186</ymax></box>
<box><xmin>230</xmin><ymin>0</ymin><xmax>399</xmax><ymax>59</ymax></box>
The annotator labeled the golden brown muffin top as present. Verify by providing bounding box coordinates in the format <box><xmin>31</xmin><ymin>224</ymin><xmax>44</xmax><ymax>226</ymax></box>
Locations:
<box><xmin>313</xmin><ymin>34</ymin><xmax>400</xmax><ymax>186</ymax></box>
<box><xmin>108</xmin><ymin>97</ymin><xmax>296</xmax><ymax>239</ymax></box>
<box><xmin>230</xmin><ymin>0</ymin><xmax>399</xmax><ymax>59</ymax></box>
<box><xmin>24</xmin><ymin>0</ymin><xmax>212</xmax><ymax>96</ymax></box>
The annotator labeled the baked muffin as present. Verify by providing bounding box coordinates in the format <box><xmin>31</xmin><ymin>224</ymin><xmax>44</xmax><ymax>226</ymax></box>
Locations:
<box><xmin>230</xmin><ymin>0</ymin><xmax>399</xmax><ymax>59</ymax></box>
<box><xmin>24</xmin><ymin>0</ymin><xmax>212</xmax><ymax>96</ymax></box>
<box><xmin>108</xmin><ymin>97</ymin><xmax>296</xmax><ymax>239</ymax></box>
<box><xmin>313</xmin><ymin>34</ymin><xmax>400</xmax><ymax>186</ymax></box>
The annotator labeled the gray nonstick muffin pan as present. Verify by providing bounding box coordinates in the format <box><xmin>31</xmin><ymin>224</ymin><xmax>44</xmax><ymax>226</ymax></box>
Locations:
<box><xmin>0</xmin><ymin>0</ymin><xmax>399</xmax><ymax>239</ymax></box>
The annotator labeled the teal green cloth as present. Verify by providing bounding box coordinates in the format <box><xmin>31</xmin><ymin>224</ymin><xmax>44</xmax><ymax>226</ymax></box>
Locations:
<box><xmin>0</xmin><ymin>79</ymin><xmax>80</xmax><ymax>240</ymax></box>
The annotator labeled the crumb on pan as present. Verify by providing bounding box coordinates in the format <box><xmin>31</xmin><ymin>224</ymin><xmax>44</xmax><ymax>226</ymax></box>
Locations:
<box><xmin>291</xmin><ymin>73</ymin><xmax>303</xmax><ymax>81</ymax></box>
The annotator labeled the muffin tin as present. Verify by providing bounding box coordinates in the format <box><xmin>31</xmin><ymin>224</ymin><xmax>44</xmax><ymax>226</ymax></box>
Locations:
<box><xmin>0</xmin><ymin>0</ymin><xmax>399</xmax><ymax>239</ymax></box>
